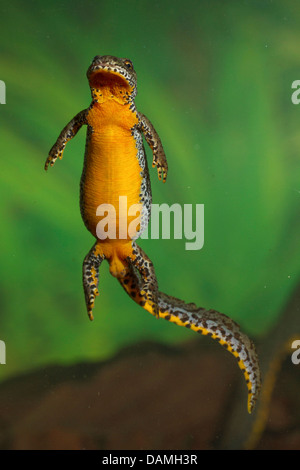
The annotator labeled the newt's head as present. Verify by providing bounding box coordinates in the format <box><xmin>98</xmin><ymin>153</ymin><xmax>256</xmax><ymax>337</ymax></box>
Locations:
<box><xmin>87</xmin><ymin>55</ymin><xmax>137</xmax><ymax>104</ymax></box>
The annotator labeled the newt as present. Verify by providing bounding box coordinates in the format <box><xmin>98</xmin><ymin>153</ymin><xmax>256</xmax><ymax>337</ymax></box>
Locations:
<box><xmin>44</xmin><ymin>55</ymin><xmax>261</xmax><ymax>413</ymax></box>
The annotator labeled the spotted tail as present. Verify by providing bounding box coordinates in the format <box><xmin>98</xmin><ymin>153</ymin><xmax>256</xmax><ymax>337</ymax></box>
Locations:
<box><xmin>117</xmin><ymin>260</ymin><xmax>261</xmax><ymax>413</ymax></box>
<box><xmin>156</xmin><ymin>292</ymin><xmax>261</xmax><ymax>413</ymax></box>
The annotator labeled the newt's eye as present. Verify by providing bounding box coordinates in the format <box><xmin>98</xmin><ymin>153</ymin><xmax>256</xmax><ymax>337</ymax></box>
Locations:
<box><xmin>124</xmin><ymin>59</ymin><xmax>133</xmax><ymax>70</ymax></box>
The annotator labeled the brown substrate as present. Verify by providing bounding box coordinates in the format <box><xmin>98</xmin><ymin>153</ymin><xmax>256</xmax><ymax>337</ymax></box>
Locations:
<box><xmin>0</xmin><ymin>340</ymin><xmax>298</xmax><ymax>450</ymax></box>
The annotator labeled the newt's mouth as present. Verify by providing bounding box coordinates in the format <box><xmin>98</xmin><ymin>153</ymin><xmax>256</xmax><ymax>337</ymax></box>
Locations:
<box><xmin>88</xmin><ymin>69</ymin><xmax>132</xmax><ymax>94</ymax></box>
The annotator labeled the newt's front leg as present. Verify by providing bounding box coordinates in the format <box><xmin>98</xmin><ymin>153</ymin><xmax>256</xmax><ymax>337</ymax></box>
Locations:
<box><xmin>45</xmin><ymin>109</ymin><xmax>87</xmax><ymax>170</ymax></box>
<box><xmin>137</xmin><ymin>112</ymin><xmax>168</xmax><ymax>183</ymax></box>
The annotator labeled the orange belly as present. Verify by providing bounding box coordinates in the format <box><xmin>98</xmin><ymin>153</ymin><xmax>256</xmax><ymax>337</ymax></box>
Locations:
<box><xmin>81</xmin><ymin>100</ymin><xmax>142</xmax><ymax>243</ymax></box>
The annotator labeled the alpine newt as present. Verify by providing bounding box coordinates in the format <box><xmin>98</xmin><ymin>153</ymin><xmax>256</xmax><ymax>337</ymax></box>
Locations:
<box><xmin>45</xmin><ymin>55</ymin><xmax>261</xmax><ymax>413</ymax></box>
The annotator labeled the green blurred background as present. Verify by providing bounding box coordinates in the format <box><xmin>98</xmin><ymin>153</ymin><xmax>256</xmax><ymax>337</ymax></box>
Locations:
<box><xmin>0</xmin><ymin>0</ymin><xmax>300</xmax><ymax>382</ymax></box>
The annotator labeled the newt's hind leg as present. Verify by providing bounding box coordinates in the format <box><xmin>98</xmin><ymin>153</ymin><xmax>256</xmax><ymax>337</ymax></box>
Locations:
<box><xmin>123</xmin><ymin>242</ymin><xmax>159</xmax><ymax>317</ymax></box>
<box><xmin>82</xmin><ymin>242</ymin><xmax>105</xmax><ymax>321</ymax></box>
<box><xmin>118</xmin><ymin>263</ymin><xmax>147</xmax><ymax>308</ymax></box>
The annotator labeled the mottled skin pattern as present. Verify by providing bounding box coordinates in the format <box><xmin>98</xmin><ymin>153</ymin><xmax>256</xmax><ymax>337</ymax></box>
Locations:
<box><xmin>82</xmin><ymin>242</ymin><xmax>104</xmax><ymax>317</ymax></box>
<box><xmin>45</xmin><ymin>55</ymin><xmax>261</xmax><ymax>413</ymax></box>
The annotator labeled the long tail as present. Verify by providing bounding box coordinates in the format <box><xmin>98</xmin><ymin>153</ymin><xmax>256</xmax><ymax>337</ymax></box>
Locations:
<box><xmin>161</xmin><ymin>292</ymin><xmax>261</xmax><ymax>412</ymax></box>
<box><xmin>83</xmin><ymin>240</ymin><xmax>261</xmax><ymax>413</ymax></box>
<box><xmin>122</xmin><ymin>280</ymin><xmax>261</xmax><ymax>414</ymax></box>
